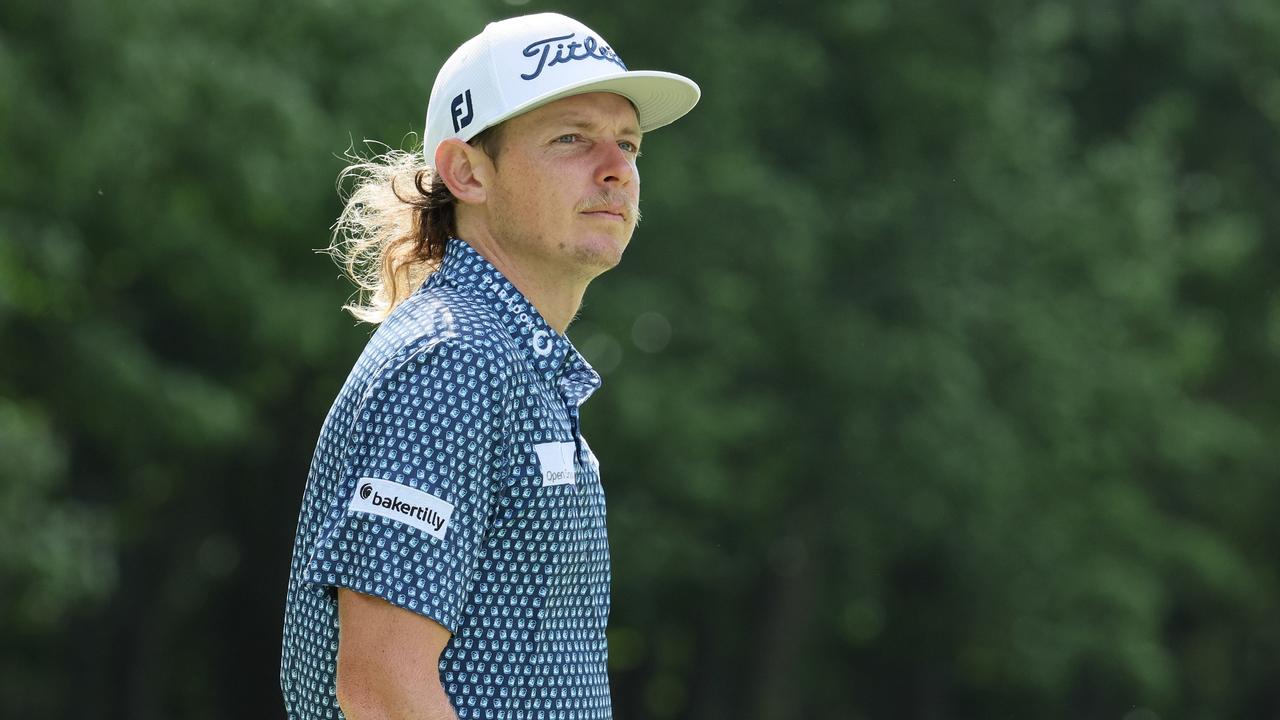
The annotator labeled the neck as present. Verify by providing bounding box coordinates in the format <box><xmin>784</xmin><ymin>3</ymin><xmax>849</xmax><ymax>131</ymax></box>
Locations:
<box><xmin>454</xmin><ymin>221</ymin><xmax>590</xmax><ymax>335</ymax></box>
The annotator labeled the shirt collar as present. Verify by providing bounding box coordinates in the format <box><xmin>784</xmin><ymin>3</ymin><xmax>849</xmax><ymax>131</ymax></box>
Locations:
<box><xmin>430</xmin><ymin>238</ymin><xmax>602</xmax><ymax>399</ymax></box>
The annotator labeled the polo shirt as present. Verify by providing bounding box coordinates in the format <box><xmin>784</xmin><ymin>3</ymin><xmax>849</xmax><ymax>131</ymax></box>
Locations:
<box><xmin>281</xmin><ymin>238</ymin><xmax>611</xmax><ymax>719</ymax></box>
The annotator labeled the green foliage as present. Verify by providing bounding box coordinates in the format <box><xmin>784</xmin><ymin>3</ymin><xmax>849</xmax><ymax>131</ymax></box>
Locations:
<box><xmin>0</xmin><ymin>399</ymin><xmax>115</xmax><ymax>627</ymax></box>
<box><xmin>2</xmin><ymin>0</ymin><xmax>1278</xmax><ymax>718</ymax></box>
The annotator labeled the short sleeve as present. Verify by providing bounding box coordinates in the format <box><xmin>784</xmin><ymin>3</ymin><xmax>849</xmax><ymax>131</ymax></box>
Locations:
<box><xmin>301</xmin><ymin>339</ymin><xmax>510</xmax><ymax>632</ymax></box>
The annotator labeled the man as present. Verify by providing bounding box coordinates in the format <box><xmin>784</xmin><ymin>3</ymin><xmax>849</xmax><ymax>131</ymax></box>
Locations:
<box><xmin>280</xmin><ymin>12</ymin><xmax>699</xmax><ymax>719</ymax></box>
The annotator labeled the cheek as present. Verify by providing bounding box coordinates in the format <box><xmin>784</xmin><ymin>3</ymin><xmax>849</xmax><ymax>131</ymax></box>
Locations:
<box><xmin>492</xmin><ymin>165</ymin><xmax>568</xmax><ymax>233</ymax></box>
<box><xmin>494</xmin><ymin>156</ymin><xmax>593</xmax><ymax>225</ymax></box>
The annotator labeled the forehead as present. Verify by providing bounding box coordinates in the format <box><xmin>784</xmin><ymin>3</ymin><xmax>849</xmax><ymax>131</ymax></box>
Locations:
<box><xmin>507</xmin><ymin>92</ymin><xmax>641</xmax><ymax>136</ymax></box>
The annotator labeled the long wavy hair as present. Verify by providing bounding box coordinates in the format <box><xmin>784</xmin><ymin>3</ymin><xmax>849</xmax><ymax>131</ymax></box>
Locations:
<box><xmin>328</xmin><ymin>129</ymin><xmax>502</xmax><ymax>323</ymax></box>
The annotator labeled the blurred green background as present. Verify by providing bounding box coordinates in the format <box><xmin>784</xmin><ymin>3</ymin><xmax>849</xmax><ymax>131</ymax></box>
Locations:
<box><xmin>3</xmin><ymin>0</ymin><xmax>1279</xmax><ymax>717</ymax></box>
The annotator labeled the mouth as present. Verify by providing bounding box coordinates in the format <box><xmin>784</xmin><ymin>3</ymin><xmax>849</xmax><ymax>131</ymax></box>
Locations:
<box><xmin>581</xmin><ymin>209</ymin><xmax>627</xmax><ymax>222</ymax></box>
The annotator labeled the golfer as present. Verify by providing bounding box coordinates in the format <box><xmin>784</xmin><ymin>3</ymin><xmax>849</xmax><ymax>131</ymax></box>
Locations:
<box><xmin>279</xmin><ymin>12</ymin><xmax>699</xmax><ymax>719</ymax></box>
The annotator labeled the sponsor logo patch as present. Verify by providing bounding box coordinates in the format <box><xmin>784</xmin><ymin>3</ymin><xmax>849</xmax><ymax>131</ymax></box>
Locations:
<box><xmin>534</xmin><ymin>441</ymin><xmax>577</xmax><ymax>487</ymax></box>
<box><xmin>349</xmin><ymin>477</ymin><xmax>455</xmax><ymax>541</ymax></box>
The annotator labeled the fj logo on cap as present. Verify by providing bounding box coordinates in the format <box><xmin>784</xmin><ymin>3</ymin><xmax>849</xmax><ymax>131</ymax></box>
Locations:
<box><xmin>451</xmin><ymin>89</ymin><xmax>474</xmax><ymax>132</ymax></box>
<box><xmin>520</xmin><ymin>33</ymin><xmax>627</xmax><ymax>81</ymax></box>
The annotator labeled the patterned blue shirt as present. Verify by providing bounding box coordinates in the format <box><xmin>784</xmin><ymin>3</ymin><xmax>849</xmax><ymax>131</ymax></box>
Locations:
<box><xmin>281</xmin><ymin>238</ymin><xmax>611</xmax><ymax>719</ymax></box>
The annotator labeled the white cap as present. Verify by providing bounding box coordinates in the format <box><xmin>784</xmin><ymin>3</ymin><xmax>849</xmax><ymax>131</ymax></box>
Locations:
<box><xmin>423</xmin><ymin>13</ymin><xmax>701</xmax><ymax>164</ymax></box>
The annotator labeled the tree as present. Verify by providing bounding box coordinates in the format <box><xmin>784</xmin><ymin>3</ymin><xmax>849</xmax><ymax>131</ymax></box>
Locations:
<box><xmin>1</xmin><ymin>0</ymin><xmax>1277</xmax><ymax>717</ymax></box>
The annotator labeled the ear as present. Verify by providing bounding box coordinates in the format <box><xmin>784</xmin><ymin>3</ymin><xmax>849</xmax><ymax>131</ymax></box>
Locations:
<box><xmin>434</xmin><ymin>138</ymin><xmax>492</xmax><ymax>205</ymax></box>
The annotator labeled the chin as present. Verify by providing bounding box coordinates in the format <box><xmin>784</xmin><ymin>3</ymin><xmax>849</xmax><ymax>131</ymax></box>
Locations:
<box><xmin>571</xmin><ymin>233</ymin><xmax>629</xmax><ymax>274</ymax></box>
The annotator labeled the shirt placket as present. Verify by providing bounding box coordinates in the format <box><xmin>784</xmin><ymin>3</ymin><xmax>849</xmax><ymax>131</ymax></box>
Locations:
<box><xmin>558</xmin><ymin>377</ymin><xmax>601</xmax><ymax>484</ymax></box>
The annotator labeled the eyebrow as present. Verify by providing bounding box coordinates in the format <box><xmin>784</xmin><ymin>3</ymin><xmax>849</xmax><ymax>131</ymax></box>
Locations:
<box><xmin>554</xmin><ymin>116</ymin><xmax>642</xmax><ymax>139</ymax></box>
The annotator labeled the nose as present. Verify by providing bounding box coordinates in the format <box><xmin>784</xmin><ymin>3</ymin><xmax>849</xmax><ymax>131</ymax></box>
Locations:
<box><xmin>594</xmin><ymin>141</ymin><xmax>636</xmax><ymax>187</ymax></box>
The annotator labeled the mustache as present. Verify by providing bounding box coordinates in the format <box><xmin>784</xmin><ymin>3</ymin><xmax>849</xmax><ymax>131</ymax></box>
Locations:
<box><xmin>576</xmin><ymin>190</ymin><xmax>642</xmax><ymax>225</ymax></box>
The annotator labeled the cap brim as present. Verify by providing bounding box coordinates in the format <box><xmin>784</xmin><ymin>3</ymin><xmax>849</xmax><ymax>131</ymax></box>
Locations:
<box><xmin>467</xmin><ymin>70</ymin><xmax>700</xmax><ymax>139</ymax></box>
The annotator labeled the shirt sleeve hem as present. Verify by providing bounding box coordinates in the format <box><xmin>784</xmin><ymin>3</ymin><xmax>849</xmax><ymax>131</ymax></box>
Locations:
<box><xmin>299</xmin><ymin>568</ymin><xmax>462</xmax><ymax>635</ymax></box>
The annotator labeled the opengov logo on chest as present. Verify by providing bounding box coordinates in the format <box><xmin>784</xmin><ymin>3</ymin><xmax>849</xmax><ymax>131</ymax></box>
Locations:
<box><xmin>534</xmin><ymin>441</ymin><xmax>577</xmax><ymax>487</ymax></box>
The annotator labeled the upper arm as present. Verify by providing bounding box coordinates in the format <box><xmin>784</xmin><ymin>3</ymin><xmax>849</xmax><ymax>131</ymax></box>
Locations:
<box><xmin>335</xmin><ymin>588</ymin><xmax>457</xmax><ymax>719</ymax></box>
<box><xmin>301</xmin><ymin>340</ymin><xmax>510</xmax><ymax>631</ymax></box>
<box><xmin>304</xmin><ymin>340</ymin><xmax>509</xmax><ymax>716</ymax></box>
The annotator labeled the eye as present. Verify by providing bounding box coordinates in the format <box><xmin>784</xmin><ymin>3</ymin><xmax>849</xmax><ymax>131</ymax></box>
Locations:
<box><xmin>619</xmin><ymin>140</ymin><xmax>641</xmax><ymax>156</ymax></box>
<box><xmin>554</xmin><ymin>134</ymin><xmax>580</xmax><ymax>144</ymax></box>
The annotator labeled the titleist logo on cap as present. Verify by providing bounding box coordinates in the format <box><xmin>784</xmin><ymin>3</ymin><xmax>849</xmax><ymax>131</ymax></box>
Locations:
<box><xmin>519</xmin><ymin>33</ymin><xmax>627</xmax><ymax>81</ymax></box>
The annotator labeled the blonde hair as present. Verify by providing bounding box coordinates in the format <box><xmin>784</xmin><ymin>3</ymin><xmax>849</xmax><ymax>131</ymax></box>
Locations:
<box><xmin>328</xmin><ymin>131</ymin><xmax>502</xmax><ymax>323</ymax></box>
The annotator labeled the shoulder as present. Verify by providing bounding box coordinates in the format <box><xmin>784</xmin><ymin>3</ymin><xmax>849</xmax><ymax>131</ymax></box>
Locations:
<box><xmin>361</xmin><ymin>285</ymin><xmax>524</xmax><ymax>393</ymax></box>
